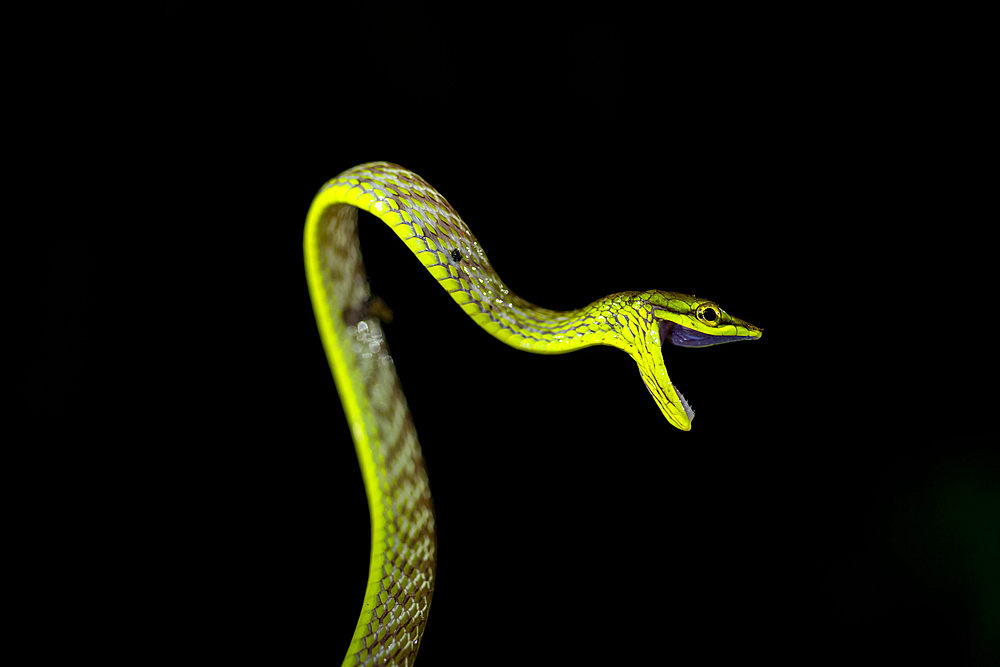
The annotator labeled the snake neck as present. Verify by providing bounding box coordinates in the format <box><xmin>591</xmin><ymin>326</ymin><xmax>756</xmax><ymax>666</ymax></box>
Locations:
<box><xmin>311</xmin><ymin>162</ymin><xmax>660</xmax><ymax>357</ymax></box>
<box><xmin>480</xmin><ymin>289</ymin><xmax>660</xmax><ymax>356</ymax></box>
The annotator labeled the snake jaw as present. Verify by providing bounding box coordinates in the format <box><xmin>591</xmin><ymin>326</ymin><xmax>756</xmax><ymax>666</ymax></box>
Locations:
<box><xmin>638</xmin><ymin>361</ymin><xmax>694</xmax><ymax>431</ymax></box>
<box><xmin>659</xmin><ymin>378</ymin><xmax>695</xmax><ymax>431</ymax></box>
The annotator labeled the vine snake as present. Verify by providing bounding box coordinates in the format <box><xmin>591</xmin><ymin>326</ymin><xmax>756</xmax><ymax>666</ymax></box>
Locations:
<box><xmin>303</xmin><ymin>162</ymin><xmax>762</xmax><ymax>666</ymax></box>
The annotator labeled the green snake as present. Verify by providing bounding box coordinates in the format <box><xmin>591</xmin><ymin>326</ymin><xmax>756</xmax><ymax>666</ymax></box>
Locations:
<box><xmin>303</xmin><ymin>162</ymin><xmax>762</xmax><ymax>666</ymax></box>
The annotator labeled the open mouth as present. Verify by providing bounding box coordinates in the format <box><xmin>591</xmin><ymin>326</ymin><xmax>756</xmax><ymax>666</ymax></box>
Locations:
<box><xmin>655</xmin><ymin>320</ymin><xmax>759</xmax><ymax>425</ymax></box>
<box><xmin>658</xmin><ymin>320</ymin><xmax>758</xmax><ymax>348</ymax></box>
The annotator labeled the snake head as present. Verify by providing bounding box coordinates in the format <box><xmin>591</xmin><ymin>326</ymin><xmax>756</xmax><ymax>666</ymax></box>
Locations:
<box><xmin>632</xmin><ymin>291</ymin><xmax>762</xmax><ymax>431</ymax></box>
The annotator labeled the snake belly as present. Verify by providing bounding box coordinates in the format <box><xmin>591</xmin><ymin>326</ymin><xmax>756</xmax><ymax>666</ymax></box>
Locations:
<box><xmin>304</xmin><ymin>162</ymin><xmax>762</xmax><ymax>666</ymax></box>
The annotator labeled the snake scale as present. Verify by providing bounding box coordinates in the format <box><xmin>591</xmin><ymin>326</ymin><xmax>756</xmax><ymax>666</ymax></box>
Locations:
<box><xmin>303</xmin><ymin>162</ymin><xmax>762</xmax><ymax>666</ymax></box>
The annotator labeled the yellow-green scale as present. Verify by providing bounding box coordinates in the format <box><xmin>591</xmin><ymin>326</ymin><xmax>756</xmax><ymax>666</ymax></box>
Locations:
<box><xmin>306</xmin><ymin>194</ymin><xmax>436</xmax><ymax>667</ymax></box>
<box><xmin>318</xmin><ymin>164</ymin><xmax>648</xmax><ymax>356</ymax></box>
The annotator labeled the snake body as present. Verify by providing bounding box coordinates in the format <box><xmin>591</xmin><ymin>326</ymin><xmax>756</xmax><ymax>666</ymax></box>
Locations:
<box><xmin>304</xmin><ymin>162</ymin><xmax>762</xmax><ymax>665</ymax></box>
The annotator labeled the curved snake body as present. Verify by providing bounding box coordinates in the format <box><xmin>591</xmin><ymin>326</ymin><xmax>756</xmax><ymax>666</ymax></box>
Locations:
<box><xmin>303</xmin><ymin>162</ymin><xmax>762</xmax><ymax>665</ymax></box>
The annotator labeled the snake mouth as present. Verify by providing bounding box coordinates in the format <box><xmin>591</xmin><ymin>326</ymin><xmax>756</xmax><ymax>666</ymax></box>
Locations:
<box><xmin>658</xmin><ymin>320</ymin><xmax>758</xmax><ymax>348</ymax></box>
<box><xmin>653</xmin><ymin>319</ymin><xmax>759</xmax><ymax>429</ymax></box>
<box><xmin>642</xmin><ymin>343</ymin><xmax>696</xmax><ymax>430</ymax></box>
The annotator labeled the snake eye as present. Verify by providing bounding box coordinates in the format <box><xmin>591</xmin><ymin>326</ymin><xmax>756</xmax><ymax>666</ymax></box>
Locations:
<box><xmin>697</xmin><ymin>304</ymin><xmax>720</xmax><ymax>325</ymax></box>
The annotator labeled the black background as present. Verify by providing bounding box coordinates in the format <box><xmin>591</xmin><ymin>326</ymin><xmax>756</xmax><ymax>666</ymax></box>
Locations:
<box><xmin>26</xmin><ymin>9</ymin><xmax>995</xmax><ymax>666</ymax></box>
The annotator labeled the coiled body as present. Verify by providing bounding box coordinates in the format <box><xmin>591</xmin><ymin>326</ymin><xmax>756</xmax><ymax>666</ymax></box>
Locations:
<box><xmin>304</xmin><ymin>163</ymin><xmax>761</xmax><ymax>665</ymax></box>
